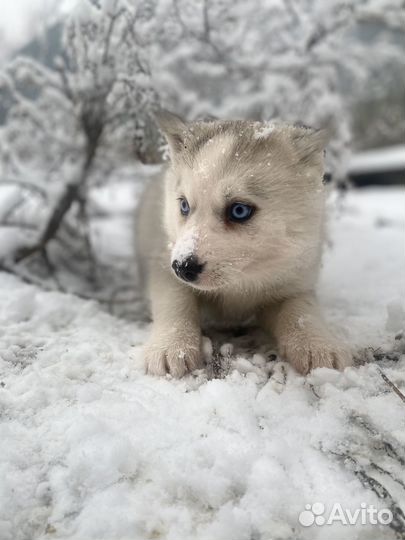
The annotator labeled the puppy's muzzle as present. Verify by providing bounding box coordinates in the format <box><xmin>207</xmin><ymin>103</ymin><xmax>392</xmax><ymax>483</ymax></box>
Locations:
<box><xmin>172</xmin><ymin>256</ymin><xmax>205</xmax><ymax>283</ymax></box>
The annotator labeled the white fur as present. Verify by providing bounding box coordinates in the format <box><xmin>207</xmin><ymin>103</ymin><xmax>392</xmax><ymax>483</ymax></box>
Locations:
<box><xmin>136</xmin><ymin>112</ymin><xmax>352</xmax><ymax>377</ymax></box>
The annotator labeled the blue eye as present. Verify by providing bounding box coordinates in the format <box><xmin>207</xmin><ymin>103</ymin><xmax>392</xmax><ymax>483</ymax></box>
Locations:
<box><xmin>228</xmin><ymin>202</ymin><xmax>254</xmax><ymax>223</ymax></box>
<box><xmin>179</xmin><ymin>197</ymin><xmax>190</xmax><ymax>216</ymax></box>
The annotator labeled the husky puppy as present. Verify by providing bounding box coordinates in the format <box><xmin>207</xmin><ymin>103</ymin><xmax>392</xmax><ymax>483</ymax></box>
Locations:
<box><xmin>136</xmin><ymin>110</ymin><xmax>352</xmax><ymax>377</ymax></box>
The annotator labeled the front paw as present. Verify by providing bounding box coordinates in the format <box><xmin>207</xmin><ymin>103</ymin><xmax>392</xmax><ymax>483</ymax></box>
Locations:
<box><xmin>144</xmin><ymin>331</ymin><xmax>202</xmax><ymax>378</ymax></box>
<box><xmin>280</xmin><ymin>335</ymin><xmax>352</xmax><ymax>375</ymax></box>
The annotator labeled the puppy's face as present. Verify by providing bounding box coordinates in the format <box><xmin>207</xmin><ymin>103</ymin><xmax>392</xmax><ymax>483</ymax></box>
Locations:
<box><xmin>158</xmin><ymin>111</ymin><xmax>327</xmax><ymax>292</ymax></box>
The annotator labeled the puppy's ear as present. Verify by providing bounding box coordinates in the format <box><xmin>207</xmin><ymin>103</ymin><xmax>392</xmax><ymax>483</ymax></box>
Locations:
<box><xmin>155</xmin><ymin>109</ymin><xmax>188</xmax><ymax>156</ymax></box>
<box><xmin>291</xmin><ymin>127</ymin><xmax>330</xmax><ymax>164</ymax></box>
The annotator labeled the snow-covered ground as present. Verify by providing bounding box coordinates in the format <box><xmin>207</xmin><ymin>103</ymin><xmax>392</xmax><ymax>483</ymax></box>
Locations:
<box><xmin>0</xmin><ymin>187</ymin><xmax>404</xmax><ymax>540</ymax></box>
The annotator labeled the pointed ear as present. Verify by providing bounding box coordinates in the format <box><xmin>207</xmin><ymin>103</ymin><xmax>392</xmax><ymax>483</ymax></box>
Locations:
<box><xmin>291</xmin><ymin>127</ymin><xmax>330</xmax><ymax>163</ymax></box>
<box><xmin>154</xmin><ymin>109</ymin><xmax>188</xmax><ymax>156</ymax></box>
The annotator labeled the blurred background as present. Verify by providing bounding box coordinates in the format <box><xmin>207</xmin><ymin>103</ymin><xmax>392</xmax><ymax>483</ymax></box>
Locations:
<box><xmin>0</xmin><ymin>0</ymin><xmax>404</xmax><ymax>309</ymax></box>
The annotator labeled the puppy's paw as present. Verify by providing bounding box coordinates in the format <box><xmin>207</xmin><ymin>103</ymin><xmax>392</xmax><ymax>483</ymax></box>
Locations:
<box><xmin>144</xmin><ymin>332</ymin><xmax>202</xmax><ymax>378</ymax></box>
<box><xmin>280</xmin><ymin>335</ymin><xmax>352</xmax><ymax>375</ymax></box>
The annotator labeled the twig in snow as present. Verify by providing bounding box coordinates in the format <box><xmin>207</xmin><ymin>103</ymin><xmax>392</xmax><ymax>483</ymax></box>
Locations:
<box><xmin>211</xmin><ymin>345</ymin><xmax>225</xmax><ymax>379</ymax></box>
<box><xmin>379</xmin><ymin>369</ymin><xmax>405</xmax><ymax>404</ymax></box>
<box><xmin>308</xmin><ymin>382</ymin><xmax>321</xmax><ymax>399</ymax></box>
<box><xmin>349</xmin><ymin>414</ymin><xmax>405</xmax><ymax>468</ymax></box>
<box><xmin>327</xmin><ymin>449</ymin><xmax>405</xmax><ymax>538</ymax></box>
<box><xmin>369</xmin><ymin>461</ymin><xmax>405</xmax><ymax>492</ymax></box>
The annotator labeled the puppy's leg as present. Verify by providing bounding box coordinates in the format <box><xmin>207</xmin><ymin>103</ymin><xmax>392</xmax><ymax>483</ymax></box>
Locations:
<box><xmin>144</xmin><ymin>268</ymin><xmax>202</xmax><ymax>378</ymax></box>
<box><xmin>261</xmin><ymin>293</ymin><xmax>352</xmax><ymax>375</ymax></box>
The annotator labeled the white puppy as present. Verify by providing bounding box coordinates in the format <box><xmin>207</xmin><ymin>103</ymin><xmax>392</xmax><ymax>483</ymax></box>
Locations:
<box><xmin>135</xmin><ymin>111</ymin><xmax>352</xmax><ymax>377</ymax></box>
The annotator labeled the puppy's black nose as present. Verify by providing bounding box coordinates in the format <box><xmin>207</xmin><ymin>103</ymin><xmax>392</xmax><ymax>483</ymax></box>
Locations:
<box><xmin>172</xmin><ymin>256</ymin><xmax>205</xmax><ymax>282</ymax></box>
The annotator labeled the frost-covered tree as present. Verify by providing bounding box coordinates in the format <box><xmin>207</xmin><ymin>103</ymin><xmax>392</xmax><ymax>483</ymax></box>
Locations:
<box><xmin>0</xmin><ymin>0</ymin><xmax>161</xmax><ymax>294</ymax></box>
<box><xmin>152</xmin><ymin>0</ymin><xmax>405</xmax><ymax>179</ymax></box>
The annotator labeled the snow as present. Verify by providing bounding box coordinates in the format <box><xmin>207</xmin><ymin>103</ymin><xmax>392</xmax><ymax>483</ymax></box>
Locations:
<box><xmin>348</xmin><ymin>145</ymin><xmax>405</xmax><ymax>174</ymax></box>
<box><xmin>170</xmin><ymin>226</ymin><xmax>198</xmax><ymax>264</ymax></box>
<box><xmin>253</xmin><ymin>123</ymin><xmax>276</xmax><ymax>139</ymax></box>
<box><xmin>0</xmin><ymin>187</ymin><xmax>405</xmax><ymax>540</ymax></box>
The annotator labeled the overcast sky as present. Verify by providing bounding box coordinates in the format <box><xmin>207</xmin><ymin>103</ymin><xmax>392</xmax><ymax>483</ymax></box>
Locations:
<box><xmin>0</xmin><ymin>0</ymin><xmax>76</xmax><ymax>61</ymax></box>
